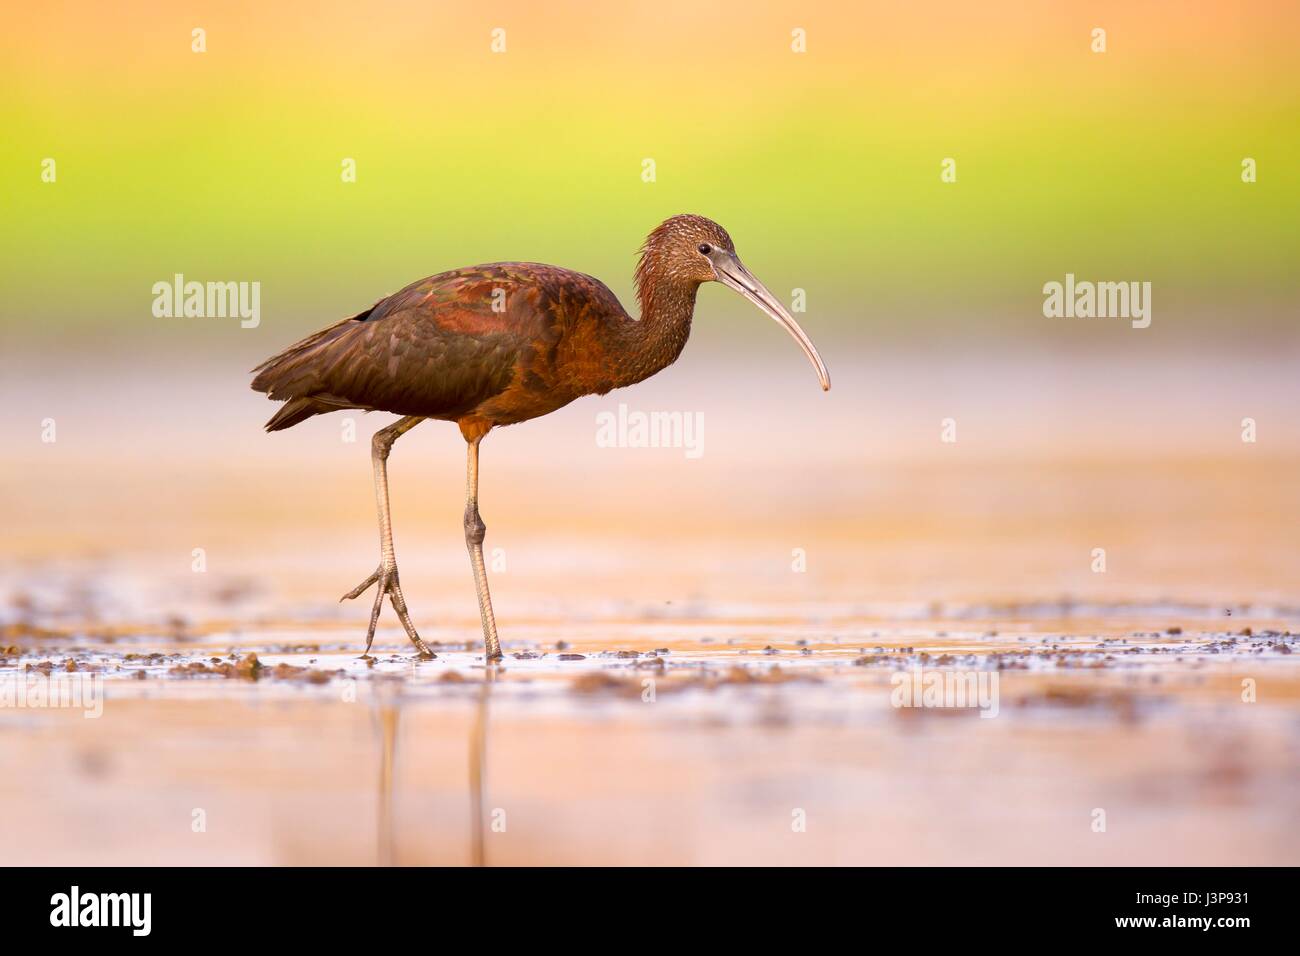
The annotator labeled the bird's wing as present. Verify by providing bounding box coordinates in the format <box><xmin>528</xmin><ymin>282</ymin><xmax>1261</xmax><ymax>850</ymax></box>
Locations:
<box><xmin>251</xmin><ymin>266</ymin><xmax>558</xmax><ymax>422</ymax></box>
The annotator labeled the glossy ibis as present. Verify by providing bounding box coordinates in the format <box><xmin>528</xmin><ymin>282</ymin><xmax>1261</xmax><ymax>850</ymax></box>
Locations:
<box><xmin>251</xmin><ymin>214</ymin><xmax>830</xmax><ymax>661</ymax></box>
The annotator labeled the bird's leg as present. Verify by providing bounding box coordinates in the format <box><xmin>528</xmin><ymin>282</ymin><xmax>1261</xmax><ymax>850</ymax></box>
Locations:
<box><xmin>340</xmin><ymin>415</ymin><xmax>434</xmax><ymax>658</ymax></box>
<box><xmin>463</xmin><ymin>436</ymin><xmax>503</xmax><ymax>661</ymax></box>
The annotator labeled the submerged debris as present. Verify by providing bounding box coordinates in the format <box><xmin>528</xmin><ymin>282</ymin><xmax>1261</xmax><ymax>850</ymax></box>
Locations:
<box><xmin>164</xmin><ymin>652</ymin><xmax>338</xmax><ymax>683</ymax></box>
<box><xmin>1018</xmin><ymin>684</ymin><xmax>1140</xmax><ymax>723</ymax></box>
<box><xmin>570</xmin><ymin>671</ymin><xmax>645</xmax><ymax>697</ymax></box>
<box><xmin>568</xmin><ymin>663</ymin><xmax>819</xmax><ymax>698</ymax></box>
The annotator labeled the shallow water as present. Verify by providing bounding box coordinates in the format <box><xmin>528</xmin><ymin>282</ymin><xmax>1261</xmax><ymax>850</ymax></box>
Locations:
<box><xmin>3</xmin><ymin>608</ymin><xmax>1298</xmax><ymax>865</ymax></box>
<box><xmin>2</xmin><ymin>352</ymin><xmax>1298</xmax><ymax>864</ymax></box>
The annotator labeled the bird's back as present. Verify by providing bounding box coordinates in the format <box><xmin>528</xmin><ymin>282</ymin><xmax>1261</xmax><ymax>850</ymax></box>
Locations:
<box><xmin>251</xmin><ymin>263</ymin><xmax>632</xmax><ymax>431</ymax></box>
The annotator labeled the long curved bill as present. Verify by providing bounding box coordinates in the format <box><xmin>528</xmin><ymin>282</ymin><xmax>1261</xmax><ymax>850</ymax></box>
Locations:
<box><xmin>713</xmin><ymin>253</ymin><xmax>831</xmax><ymax>391</ymax></box>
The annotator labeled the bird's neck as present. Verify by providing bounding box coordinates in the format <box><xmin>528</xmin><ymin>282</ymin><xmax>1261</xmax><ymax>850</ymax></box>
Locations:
<box><xmin>609</xmin><ymin>268</ymin><xmax>699</xmax><ymax>389</ymax></box>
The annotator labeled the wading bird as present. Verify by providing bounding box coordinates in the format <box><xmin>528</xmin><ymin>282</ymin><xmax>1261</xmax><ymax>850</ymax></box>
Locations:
<box><xmin>251</xmin><ymin>215</ymin><xmax>830</xmax><ymax>661</ymax></box>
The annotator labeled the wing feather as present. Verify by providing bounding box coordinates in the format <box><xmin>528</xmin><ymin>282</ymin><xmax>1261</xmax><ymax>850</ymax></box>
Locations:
<box><xmin>250</xmin><ymin>266</ymin><xmax>547</xmax><ymax>429</ymax></box>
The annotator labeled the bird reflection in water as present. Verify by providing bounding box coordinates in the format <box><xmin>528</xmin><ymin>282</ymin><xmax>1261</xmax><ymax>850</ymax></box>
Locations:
<box><xmin>373</xmin><ymin>666</ymin><xmax>497</xmax><ymax>867</ymax></box>
<box><xmin>469</xmin><ymin>665</ymin><xmax>497</xmax><ymax>867</ymax></box>
<box><xmin>374</xmin><ymin>676</ymin><xmax>401</xmax><ymax>867</ymax></box>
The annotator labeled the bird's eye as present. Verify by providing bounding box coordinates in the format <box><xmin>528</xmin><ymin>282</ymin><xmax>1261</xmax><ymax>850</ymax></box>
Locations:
<box><xmin>698</xmin><ymin>243</ymin><xmax>712</xmax><ymax>255</ymax></box>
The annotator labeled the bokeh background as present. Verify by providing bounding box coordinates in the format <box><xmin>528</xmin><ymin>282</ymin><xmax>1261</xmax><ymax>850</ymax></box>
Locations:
<box><xmin>2</xmin><ymin>0</ymin><xmax>1299</xmax><ymax>867</ymax></box>
<box><xmin>3</xmin><ymin>0</ymin><xmax>1297</xmax><ymax>605</ymax></box>
<box><xmin>2</xmin><ymin>0</ymin><xmax>1298</xmax><ymax>349</ymax></box>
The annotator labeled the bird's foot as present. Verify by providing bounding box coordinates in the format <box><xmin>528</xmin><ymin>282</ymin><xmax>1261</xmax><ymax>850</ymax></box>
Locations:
<box><xmin>341</xmin><ymin>563</ymin><xmax>436</xmax><ymax>659</ymax></box>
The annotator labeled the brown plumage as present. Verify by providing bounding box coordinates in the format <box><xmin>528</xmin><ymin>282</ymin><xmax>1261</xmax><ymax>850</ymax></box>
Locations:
<box><xmin>251</xmin><ymin>214</ymin><xmax>829</xmax><ymax>661</ymax></box>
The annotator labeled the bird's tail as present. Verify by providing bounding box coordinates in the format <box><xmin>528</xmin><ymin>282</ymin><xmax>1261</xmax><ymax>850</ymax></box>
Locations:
<box><xmin>262</xmin><ymin>396</ymin><xmax>336</xmax><ymax>432</ymax></box>
<box><xmin>251</xmin><ymin>309</ymin><xmax>372</xmax><ymax>431</ymax></box>
<box><xmin>250</xmin><ymin>314</ymin><xmax>361</xmax><ymax>392</ymax></box>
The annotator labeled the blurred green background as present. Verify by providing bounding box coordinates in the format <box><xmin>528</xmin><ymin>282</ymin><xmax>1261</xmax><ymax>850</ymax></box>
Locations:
<box><xmin>2</xmin><ymin>0</ymin><xmax>1297</xmax><ymax>357</ymax></box>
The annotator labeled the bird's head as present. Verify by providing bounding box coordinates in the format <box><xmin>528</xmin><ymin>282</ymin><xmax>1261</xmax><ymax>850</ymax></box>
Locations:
<box><xmin>637</xmin><ymin>214</ymin><xmax>830</xmax><ymax>391</ymax></box>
